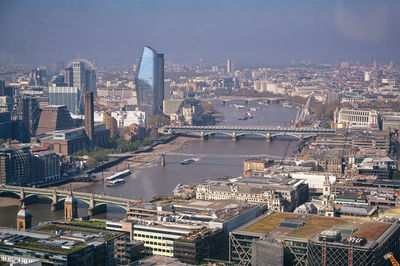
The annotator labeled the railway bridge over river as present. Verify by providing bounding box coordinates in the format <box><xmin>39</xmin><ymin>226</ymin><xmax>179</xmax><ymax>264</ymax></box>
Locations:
<box><xmin>0</xmin><ymin>185</ymin><xmax>138</xmax><ymax>216</ymax></box>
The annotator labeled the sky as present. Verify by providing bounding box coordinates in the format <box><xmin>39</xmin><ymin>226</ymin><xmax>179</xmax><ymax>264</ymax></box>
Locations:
<box><xmin>0</xmin><ymin>0</ymin><xmax>399</xmax><ymax>66</ymax></box>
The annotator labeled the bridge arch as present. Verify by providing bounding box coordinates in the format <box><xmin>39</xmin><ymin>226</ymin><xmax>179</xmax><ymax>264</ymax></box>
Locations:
<box><xmin>236</xmin><ymin>132</ymin><xmax>268</xmax><ymax>138</ymax></box>
<box><xmin>270</xmin><ymin>133</ymin><xmax>303</xmax><ymax>139</ymax></box>
<box><xmin>94</xmin><ymin>202</ymin><xmax>127</xmax><ymax>211</ymax></box>
<box><xmin>0</xmin><ymin>191</ymin><xmax>20</xmax><ymax>200</ymax></box>
<box><xmin>24</xmin><ymin>193</ymin><xmax>53</xmax><ymax>202</ymax></box>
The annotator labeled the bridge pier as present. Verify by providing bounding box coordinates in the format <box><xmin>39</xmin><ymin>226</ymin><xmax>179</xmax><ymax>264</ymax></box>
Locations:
<box><xmin>51</xmin><ymin>191</ymin><xmax>63</xmax><ymax>211</ymax></box>
<box><xmin>232</xmin><ymin>132</ymin><xmax>238</xmax><ymax>142</ymax></box>
<box><xmin>200</xmin><ymin>131</ymin><xmax>208</xmax><ymax>141</ymax></box>
<box><xmin>266</xmin><ymin>132</ymin><xmax>271</xmax><ymax>143</ymax></box>
<box><xmin>88</xmin><ymin>205</ymin><xmax>107</xmax><ymax>216</ymax></box>
<box><xmin>88</xmin><ymin>195</ymin><xmax>107</xmax><ymax>216</ymax></box>
<box><xmin>161</xmin><ymin>153</ymin><xmax>165</xmax><ymax>167</ymax></box>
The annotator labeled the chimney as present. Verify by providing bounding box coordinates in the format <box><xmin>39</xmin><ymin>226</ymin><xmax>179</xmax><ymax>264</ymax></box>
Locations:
<box><xmin>84</xmin><ymin>92</ymin><xmax>94</xmax><ymax>144</ymax></box>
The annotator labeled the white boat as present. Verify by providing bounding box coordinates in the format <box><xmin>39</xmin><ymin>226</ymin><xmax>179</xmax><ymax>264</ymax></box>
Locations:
<box><xmin>250</xmin><ymin>107</ymin><xmax>257</xmax><ymax>112</ymax></box>
<box><xmin>107</xmin><ymin>178</ymin><xmax>125</xmax><ymax>187</ymax></box>
<box><xmin>105</xmin><ymin>169</ymin><xmax>131</xmax><ymax>181</ymax></box>
<box><xmin>181</xmin><ymin>158</ymin><xmax>196</xmax><ymax>165</ymax></box>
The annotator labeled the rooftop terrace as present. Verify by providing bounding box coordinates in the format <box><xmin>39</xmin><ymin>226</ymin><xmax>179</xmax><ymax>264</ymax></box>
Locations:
<box><xmin>241</xmin><ymin>212</ymin><xmax>392</xmax><ymax>241</ymax></box>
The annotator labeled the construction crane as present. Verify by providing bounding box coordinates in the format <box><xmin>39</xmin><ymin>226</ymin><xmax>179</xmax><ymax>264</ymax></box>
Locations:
<box><xmin>384</xmin><ymin>252</ymin><xmax>399</xmax><ymax>266</ymax></box>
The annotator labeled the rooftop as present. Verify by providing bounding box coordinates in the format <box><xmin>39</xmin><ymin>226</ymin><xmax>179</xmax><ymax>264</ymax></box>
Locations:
<box><xmin>239</xmin><ymin>212</ymin><xmax>392</xmax><ymax>241</ymax></box>
<box><xmin>0</xmin><ymin>222</ymin><xmax>125</xmax><ymax>255</ymax></box>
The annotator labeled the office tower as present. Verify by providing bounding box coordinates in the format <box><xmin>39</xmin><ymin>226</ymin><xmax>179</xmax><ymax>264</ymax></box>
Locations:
<box><xmin>29</xmin><ymin>68</ymin><xmax>46</xmax><ymax>86</ymax></box>
<box><xmin>227</xmin><ymin>59</ymin><xmax>234</xmax><ymax>73</ymax></box>
<box><xmin>135</xmin><ymin>46</ymin><xmax>164</xmax><ymax>116</ymax></box>
<box><xmin>0</xmin><ymin>79</ymin><xmax>13</xmax><ymax>97</ymax></box>
<box><xmin>70</xmin><ymin>60</ymin><xmax>96</xmax><ymax>94</ymax></box>
<box><xmin>13</xmin><ymin>96</ymin><xmax>41</xmax><ymax>138</ymax></box>
<box><xmin>0</xmin><ymin>144</ymin><xmax>31</xmax><ymax>186</ymax></box>
<box><xmin>84</xmin><ymin>92</ymin><xmax>94</xmax><ymax>142</ymax></box>
<box><xmin>0</xmin><ymin>112</ymin><xmax>11</xmax><ymax>139</ymax></box>
<box><xmin>49</xmin><ymin>86</ymin><xmax>82</xmax><ymax>114</ymax></box>
<box><xmin>0</xmin><ymin>80</ymin><xmax>4</xmax><ymax>96</ymax></box>
<box><xmin>36</xmin><ymin>105</ymin><xmax>74</xmax><ymax>135</ymax></box>
<box><xmin>64</xmin><ymin>67</ymin><xmax>73</xmax><ymax>86</ymax></box>
<box><xmin>17</xmin><ymin>203</ymin><xmax>32</xmax><ymax>232</ymax></box>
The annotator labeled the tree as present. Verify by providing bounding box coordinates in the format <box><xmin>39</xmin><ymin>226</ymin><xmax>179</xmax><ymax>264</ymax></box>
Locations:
<box><xmin>148</xmin><ymin>115</ymin><xmax>170</xmax><ymax>128</ymax></box>
<box><xmin>119</xmin><ymin>126</ymin><xmax>131</xmax><ymax>138</ymax></box>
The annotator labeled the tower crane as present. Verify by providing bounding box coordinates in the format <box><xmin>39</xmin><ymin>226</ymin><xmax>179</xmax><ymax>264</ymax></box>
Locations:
<box><xmin>384</xmin><ymin>252</ymin><xmax>399</xmax><ymax>266</ymax></box>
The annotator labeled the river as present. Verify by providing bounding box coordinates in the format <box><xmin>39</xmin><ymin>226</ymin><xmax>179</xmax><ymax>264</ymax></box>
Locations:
<box><xmin>0</xmin><ymin>101</ymin><xmax>297</xmax><ymax>227</ymax></box>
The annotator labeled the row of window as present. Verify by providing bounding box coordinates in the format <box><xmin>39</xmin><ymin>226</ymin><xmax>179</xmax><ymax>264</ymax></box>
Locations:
<box><xmin>134</xmin><ymin>233</ymin><xmax>175</xmax><ymax>241</ymax></box>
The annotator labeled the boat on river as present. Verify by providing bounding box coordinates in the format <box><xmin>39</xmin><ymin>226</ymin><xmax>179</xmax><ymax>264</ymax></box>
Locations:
<box><xmin>181</xmin><ymin>158</ymin><xmax>196</xmax><ymax>165</ymax></box>
<box><xmin>105</xmin><ymin>169</ymin><xmax>131</xmax><ymax>181</ymax></box>
<box><xmin>106</xmin><ymin>178</ymin><xmax>125</xmax><ymax>187</ymax></box>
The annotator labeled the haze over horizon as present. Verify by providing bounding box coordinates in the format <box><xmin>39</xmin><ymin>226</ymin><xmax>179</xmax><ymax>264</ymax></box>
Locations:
<box><xmin>1</xmin><ymin>0</ymin><xmax>400</xmax><ymax>66</ymax></box>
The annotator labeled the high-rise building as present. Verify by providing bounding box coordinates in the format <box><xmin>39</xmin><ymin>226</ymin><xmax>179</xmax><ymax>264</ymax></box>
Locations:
<box><xmin>49</xmin><ymin>86</ymin><xmax>82</xmax><ymax>114</ymax></box>
<box><xmin>135</xmin><ymin>46</ymin><xmax>164</xmax><ymax>116</ymax></box>
<box><xmin>71</xmin><ymin>60</ymin><xmax>96</xmax><ymax>94</ymax></box>
<box><xmin>84</xmin><ymin>92</ymin><xmax>94</xmax><ymax>143</ymax></box>
<box><xmin>227</xmin><ymin>59</ymin><xmax>234</xmax><ymax>73</ymax></box>
<box><xmin>13</xmin><ymin>96</ymin><xmax>41</xmax><ymax>138</ymax></box>
<box><xmin>29</xmin><ymin>68</ymin><xmax>46</xmax><ymax>86</ymax></box>
<box><xmin>0</xmin><ymin>80</ymin><xmax>13</xmax><ymax>98</ymax></box>
<box><xmin>64</xmin><ymin>67</ymin><xmax>73</xmax><ymax>86</ymax></box>
<box><xmin>0</xmin><ymin>112</ymin><xmax>11</xmax><ymax>140</ymax></box>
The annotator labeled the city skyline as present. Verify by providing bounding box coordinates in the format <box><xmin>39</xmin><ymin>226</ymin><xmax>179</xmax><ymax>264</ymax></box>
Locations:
<box><xmin>1</xmin><ymin>0</ymin><xmax>400</xmax><ymax>65</ymax></box>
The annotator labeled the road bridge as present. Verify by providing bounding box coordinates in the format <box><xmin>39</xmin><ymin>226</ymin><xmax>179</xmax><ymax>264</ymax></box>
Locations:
<box><xmin>108</xmin><ymin>151</ymin><xmax>286</xmax><ymax>163</ymax></box>
<box><xmin>160</xmin><ymin>125</ymin><xmax>336</xmax><ymax>142</ymax></box>
<box><xmin>204</xmin><ymin>96</ymin><xmax>285</xmax><ymax>105</ymax></box>
<box><xmin>0</xmin><ymin>185</ymin><xmax>138</xmax><ymax>216</ymax></box>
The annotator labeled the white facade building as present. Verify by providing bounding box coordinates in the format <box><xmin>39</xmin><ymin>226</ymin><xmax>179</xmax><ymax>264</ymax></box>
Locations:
<box><xmin>334</xmin><ymin>108</ymin><xmax>378</xmax><ymax>127</ymax></box>
<box><xmin>94</xmin><ymin>110</ymin><xmax>146</xmax><ymax>127</ymax></box>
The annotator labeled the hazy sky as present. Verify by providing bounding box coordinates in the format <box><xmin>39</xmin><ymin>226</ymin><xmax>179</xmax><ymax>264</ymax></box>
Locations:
<box><xmin>0</xmin><ymin>0</ymin><xmax>399</xmax><ymax>65</ymax></box>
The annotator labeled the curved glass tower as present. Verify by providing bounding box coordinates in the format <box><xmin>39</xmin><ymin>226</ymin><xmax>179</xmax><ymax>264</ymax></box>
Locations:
<box><xmin>135</xmin><ymin>46</ymin><xmax>164</xmax><ymax>116</ymax></box>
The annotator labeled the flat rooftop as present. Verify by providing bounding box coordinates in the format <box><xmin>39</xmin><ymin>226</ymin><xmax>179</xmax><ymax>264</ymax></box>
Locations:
<box><xmin>238</xmin><ymin>212</ymin><xmax>392</xmax><ymax>241</ymax></box>
<box><xmin>0</xmin><ymin>222</ymin><xmax>125</xmax><ymax>255</ymax></box>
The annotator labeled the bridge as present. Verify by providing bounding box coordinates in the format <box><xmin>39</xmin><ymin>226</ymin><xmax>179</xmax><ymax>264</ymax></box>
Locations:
<box><xmin>0</xmin><ymin>185</ymin><xmax>138</xmax><ymax>216</ymax></box>
<box><xmin>159</xmin><ymin>125</ymin><xmax>336</xmax><ymax>142</ymax></box>
<box><xmin>204</xmin><ymin>96</ymin><xmax>284</xmax><ymax>104</ymax></box>
<box><xmin>108</xmin><ymin>152</ymin><xmax>285</xmax><ymax>160</ymax></box>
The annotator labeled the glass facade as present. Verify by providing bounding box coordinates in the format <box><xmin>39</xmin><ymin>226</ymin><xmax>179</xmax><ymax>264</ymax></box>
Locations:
<box><xmin>49</xmin><ymin>86</ymin><xmax>82</xmax><ymax>114</ymax></box>
<box><xmin>136</xmin><ymin>46</ymin><xmax>164</xmax><ymax>116</ymax></box>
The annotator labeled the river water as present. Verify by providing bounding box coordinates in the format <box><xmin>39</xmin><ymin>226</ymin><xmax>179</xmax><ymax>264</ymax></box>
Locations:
<box><xmin>0</xmin><ymin>101</ymin><xmax>297</xmax><ymax>227</ymax></box>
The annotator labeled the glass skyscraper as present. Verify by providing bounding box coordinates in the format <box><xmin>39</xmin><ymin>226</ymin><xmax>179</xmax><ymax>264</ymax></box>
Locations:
<box><xmin>135</xmin><ymin>46</ymin><xmax>164</xmax><ymax>116</ymax></box>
